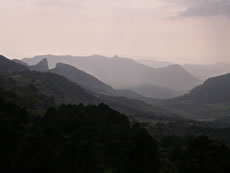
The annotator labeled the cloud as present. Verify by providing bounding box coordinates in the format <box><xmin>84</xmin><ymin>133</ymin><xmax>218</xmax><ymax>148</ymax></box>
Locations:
<box><xmin>178</xmin><ymin>0</ymin><xmax>230</xmax><ymax>17</ymax></box>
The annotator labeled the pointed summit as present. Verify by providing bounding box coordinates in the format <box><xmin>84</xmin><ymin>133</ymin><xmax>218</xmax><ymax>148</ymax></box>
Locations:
<box><xmin>30</xmin><ymin>58</ymin><xmax>49</xmax><ymax>72</ymax></box>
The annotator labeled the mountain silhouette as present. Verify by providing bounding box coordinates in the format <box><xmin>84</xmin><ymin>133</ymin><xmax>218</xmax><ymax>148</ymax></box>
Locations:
<box><xmin>50</xmin><ymin>62</ymin><xmax>160</xmax><ymax>101</ymax></box>
<box><xmin>0</xmin><ymin>55</ymin><xmax>29</xmax><ymax>74</ymax></box>
<box><xmin>138</xmin><ymin>59</ymin><xmax>172</xmax><ymax>68</ymax></box>
<box><xmin>23</xmin><ymin>55</ymin><xmax>200</xmax><ymax>91</ymax></box>
<box><xmin>30</xmin><ymin>58</ymin><xmax>49</xmax><ymax>72</ymax></box>
<box><xmin>162</xmin><ymin>73</ymin><xmax>230</xmax><ymax>121</ymax></box>
<box><xmin>1</xmin><ymin>55</ymin><xmax>178</xmax><ymax>120</ymax></box>
<box><xmin>50</xmin><ymin>63</ymin><xmax>114</xmax><ymax>94</ymax></box>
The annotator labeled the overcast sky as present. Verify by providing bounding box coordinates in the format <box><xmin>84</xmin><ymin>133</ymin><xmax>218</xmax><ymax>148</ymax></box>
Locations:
<box><xmin>0</xmin><ymin>0</ymin><xmax>230</xmax><ymax>64</ymax></box>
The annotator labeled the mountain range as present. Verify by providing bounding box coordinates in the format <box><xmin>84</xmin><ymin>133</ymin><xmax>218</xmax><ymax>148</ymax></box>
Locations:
<box><xmin>136</xmin><ymin>58</ymin><xmax>230</xmax><ymax>81</ymax></box>
<box><xmin>3</xmin><ymin>53</ymin><xmax>230</xmax><ymax>173</ymax></box>
<box><xmin>0</xmin><ymin>55</ymin><xmax>178</xmax><ymax>120</ymax></box>
<box><xmin>23</xmin><ymin>54</ymin><xmax>200</xmax><ymax>98</ymax></box>
<box><xmin>6</xmin><ymin>54</ymin><xmax>230</xmax><ymax>122</ymax></box>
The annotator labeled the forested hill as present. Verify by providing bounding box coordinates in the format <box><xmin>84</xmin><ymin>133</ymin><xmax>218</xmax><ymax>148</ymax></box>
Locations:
<box><xmin>1</xmin><ymin>83</ymin><xmax>230</xmax><ymax>173</ymax></box>
<box><xmin>0</xmin><ymin>89</ymin><xmax>161</xmax><ymax>173</ymax></box>
<box><xmin>162</xmin><ymin>73</ymin><xmax>230</xmax><ymax>120</ymax></box>
<box><xmin>188</xmin><ymin>73</ymin><xmax>230</xmax><ymax>104</ymax></box>
<box><xmin>0</xmin><ymin>71</ymin><xmax>97</xmax><ymax>112</ymax></box>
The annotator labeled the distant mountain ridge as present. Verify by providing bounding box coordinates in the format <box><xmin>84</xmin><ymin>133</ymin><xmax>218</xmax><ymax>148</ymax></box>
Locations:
<box><xmin>49</xmin><ymin>62</ymin><xmax>159</xmax><ymax>100</ymax></box>
<box><xmin>23</xmin><ymin>55</ymin><xmax>200</xmax><ymax>91</ymax></box>
<box><xmin>137</xmin><ymin>59</ymin><xmax>230</xmax><ymax>81</ymax></box>
<box><xmin>183</xmin><ymin>63</ymin><xmax>230</xmax><ymax>80</ymax></box>
<box><xmin>138</xmin><ymin>59</ymin><xmax>172</xmax><ymax>68</ymax></box>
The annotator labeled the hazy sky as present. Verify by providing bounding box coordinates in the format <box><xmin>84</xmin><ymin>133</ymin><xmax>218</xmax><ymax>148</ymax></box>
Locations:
<box><xmin>0</xmin><ymin>0</ymin><xmax>230</xmax><ymax>64</ymax></box>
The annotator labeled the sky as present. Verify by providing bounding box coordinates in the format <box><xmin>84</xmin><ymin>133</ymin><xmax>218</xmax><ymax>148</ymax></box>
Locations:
<box><xmin>0</xmin><ymin>0</ymin><xmax>230</xmax><ymax>64</ymax></box>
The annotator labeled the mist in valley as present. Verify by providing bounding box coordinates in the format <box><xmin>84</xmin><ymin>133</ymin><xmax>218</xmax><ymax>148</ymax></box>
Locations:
<box><xmin>1</xmin><ymin>0</ymin><xmax>230</xmax><ymax>173</ymax></box>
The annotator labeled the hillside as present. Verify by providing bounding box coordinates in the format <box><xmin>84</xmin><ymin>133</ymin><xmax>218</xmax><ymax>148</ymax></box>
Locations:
<box><xmin>0</xmin><ymin>55</ymin><xmax>29</xmax><ymax>74</ymax></box>
<box><xmin>50</xmin><ymin>63</ymin><xmax>114</xmax><ymax>94</ymax></box>
<box><xmin>0</xmin><ymin>71</ymin><xmax>96</xmax><ymax>112</ymax></box>
<box><xmin>0</xmin><ymin>89</ymin><xmax>162</xmax><ymax>173</ymax></box>
<box><xmin>2</xmin><ymin>93</ymin><xmax>230</xmax><ymax>173</ymax></box>
<box><xmin>162</xmin><ymin>73</ymin><xmax>230</xmax><ymax>121</ymax></box>
<box><xmin>129</xmin><ymin>84</ymin><xmax>185</xmax><ymax>99</ymax></box>
<box><xmin>0</xmin><ymin>71</ymin><xmax>174</xmax><ymax>119</ymax></box>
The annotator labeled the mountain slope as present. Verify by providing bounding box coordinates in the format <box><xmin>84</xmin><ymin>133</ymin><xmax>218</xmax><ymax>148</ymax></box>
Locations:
<box><xmin>23</xmin><ymin>55</ymin><xmax>200</xmax><ymax>91</ymax></box>
<box><xmin>130</xmin><ymin>84</ymin><xmax>185</xmax><ymax>99</ymax></box>
<box><xmin>0</xmin><ymin>55</ymin><xmax>29</xmax><ymax>74</ymax></box>
<box><xmin>13</xmin><ymin>59</ymin><xmax>30</xmax><ymax>67</ymax></box>
<box><xmin>183</xmin><ymin>63</ymin><xmax>230</xmax><ymax>80</ymax></box>
<box><xmin>0</xmin><ymin>71</ymin><xmax>177</xmax><ymax>120</ymax></box>
<box><xmin>50</xmin><ymin>63</ymin><xmax>114</xmax><ymax>94</ymax></box>
<box><xmin>156</xmin><ymin>64</ymin><xmax>199</xmax><ymax>90</ymax></box>
<box><xmin>161</xmin><ymin>73</ymin><xmax>230</xmax><ymax>121</ymax></box>
<box><xmin>0</xmin><ymin>71</ymin><xmax>97</xmax><ymax>112</ymax></box>
<box><xmin>49</xmin><ymin>62</ymin><xmax>150</xmax><ymax>100</ymax></box>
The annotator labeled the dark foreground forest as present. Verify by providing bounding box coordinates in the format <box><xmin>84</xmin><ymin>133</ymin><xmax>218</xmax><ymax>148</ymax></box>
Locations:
<box><xmin>1</xmin><ymin>94</ymin><xmax>230</xmax><ymax>173</ymax></box>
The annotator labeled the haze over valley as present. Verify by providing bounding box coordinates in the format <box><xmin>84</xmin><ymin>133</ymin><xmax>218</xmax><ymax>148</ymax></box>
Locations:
<box><xmin>1</xmin><ymin>0</ymin><xmax>230</xmax><ymax>172</ymax></box>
